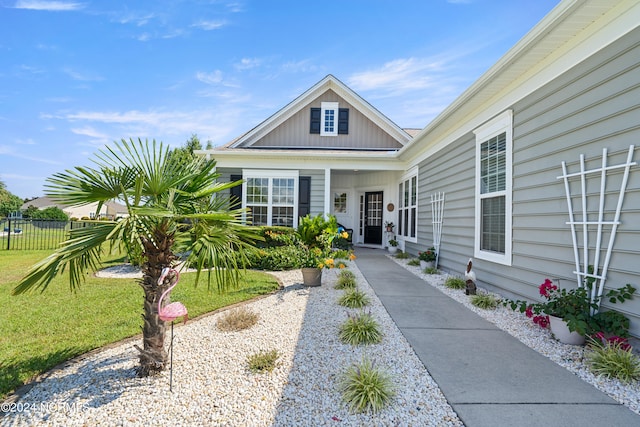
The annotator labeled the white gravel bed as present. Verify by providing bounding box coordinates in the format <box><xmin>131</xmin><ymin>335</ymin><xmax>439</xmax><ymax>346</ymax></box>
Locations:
<box><xmin>2</xmin><ymin>263</ymin><xmax>463</xmax><ymax>427</ymax></box>
<box><xmin>388</xmin><ymin>255</ymin><xmax>640</xmax><ymax>415</ymax></box>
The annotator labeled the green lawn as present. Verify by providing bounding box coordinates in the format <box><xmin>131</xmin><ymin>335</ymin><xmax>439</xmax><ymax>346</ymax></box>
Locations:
<box><xmin>0</xmin><ymin>250</ymin><xmax>280</xmax><ymax>400</ymax></box>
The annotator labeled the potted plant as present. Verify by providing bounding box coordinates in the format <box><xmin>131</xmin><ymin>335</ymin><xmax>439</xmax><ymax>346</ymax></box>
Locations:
<box><xmin>418</xmin><ymin>247</ymin><xmax>436</xmax><ymax>269</ymax></box>
<box><xmin>384</xmin><ymin>221</ymin><xmax>395</xmax><ymax>233</ymax></box>
<box><xmin>388</xmin><ymin>238</ymin><xmax>398</xmax><ymax>254</ymax></box>
<box><xmin>504</xmin><ymin>278</ymin><xmax>635</xmax><ymax>345</ymax></box>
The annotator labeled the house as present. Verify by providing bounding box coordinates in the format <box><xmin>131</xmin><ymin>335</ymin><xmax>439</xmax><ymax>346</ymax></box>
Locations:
<box><xmin>200</xmin><ymin>0</ymin><xmax>640</xmax><ymax>336</ymax></box>
<box><xmin>21</xmin><ymin>196</ymin><xmax>128</xmax><ymax>220</ymax></box>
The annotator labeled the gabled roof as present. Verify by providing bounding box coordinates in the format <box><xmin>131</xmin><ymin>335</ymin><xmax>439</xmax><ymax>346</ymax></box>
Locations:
<box><xmin>221</xmin><ymin>74</ymin><xmax>412</xmax><ymax>150</ymax></box>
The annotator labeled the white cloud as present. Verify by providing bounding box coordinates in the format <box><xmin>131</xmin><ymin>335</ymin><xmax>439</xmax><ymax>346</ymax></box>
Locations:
<box><xmin>196</xmin><ymin>70</ymin><xmax>223</xmax><ymax>85</ymax></box>
<box><xmin>15</xmin><ymin>138</ymin><xmax>36</xmax><ymax>145</ymax></box>
<box><xmin>348</xmin><ymin>57</ymin><xmax>446</xmax><ymax>94</ymax></box>
<box><xmin>281</xmin><ymin>59</ymin><xmax>318</xmax><ymax>73</ymax></box>
<box><xmin>13</xmin><ymin>1</ymin><xmax>85</xmax><ymax>11</ymax></box>
<box><xmin>63</xmin><ymin>67</ymin><xmax>103</xmax><ymax>81</ymax></box>
<box><xmin>234</xmin><ymin>57</ymin><xmax>261</xmax><ymax>71</ymax></box>
<box><xmin>116</xmin><ymin>12</ymin><xmax>157</xmax><ymax>27</ymax></box>
<box><xmin>192</xmin><ymin>20</ymin><xmax>227</xmax><ymax>30</ymax></box>
<box><xmin>0</xmin><ymin>144</ymin><xmax>62</xmax><ymax>165</ymax></box>
<box><xmin>71</xmin><ymin>126</ymin><xmax>109</xmax><ymax>140</ymax></box>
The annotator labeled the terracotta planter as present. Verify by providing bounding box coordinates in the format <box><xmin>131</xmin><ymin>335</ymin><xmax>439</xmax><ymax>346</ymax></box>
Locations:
<box><xmin>420</xmin><ymin>260</ymin><xmax>434</xmax><ymax>269</ymax></box>
<box><xmin>548</xmin><ymin>315</ymin><xmax>585</xmax><ymax>345</ymax></box>
<box><xmin>301</xmin><ymin>267</ymin><xmax>322</xmax><ymax>287</ymax></box>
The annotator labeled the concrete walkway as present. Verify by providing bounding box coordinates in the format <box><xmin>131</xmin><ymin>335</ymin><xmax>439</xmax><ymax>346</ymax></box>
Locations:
<box><xmin>354</xmin><ymin>248</ymin><xmax>640</xmax><ymax>427</ymax></box>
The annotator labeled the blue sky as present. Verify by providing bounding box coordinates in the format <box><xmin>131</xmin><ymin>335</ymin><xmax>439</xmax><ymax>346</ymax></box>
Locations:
<box><xmin>0</xmin><ymin>0</ymin><xmax>560</xmax><ymax>199</ymax></box>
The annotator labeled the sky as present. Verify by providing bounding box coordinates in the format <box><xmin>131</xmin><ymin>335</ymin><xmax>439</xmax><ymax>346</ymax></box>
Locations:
<box><xmin>0</xmin><ymin>0</ymin><xmax>561</xmax><ymax>199</ymax></box>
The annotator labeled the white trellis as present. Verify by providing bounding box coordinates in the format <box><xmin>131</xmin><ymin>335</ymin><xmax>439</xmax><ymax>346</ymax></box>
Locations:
<box><xmin>430</xmin><ymin>192</ymin><xmax>445</xmax><ymax>268</ymax></box>
<box><xmin>558</xmin><ymin>145</ymin><xmax>636</xmax><ymax>314</ymax></box>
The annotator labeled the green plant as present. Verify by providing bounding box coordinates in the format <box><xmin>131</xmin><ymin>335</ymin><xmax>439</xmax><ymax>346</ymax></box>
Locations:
<box><xmin>247</xmin><ymin>349</ymin><xmax>280</xmax><ymax>373</ymax></box>
<box><xmin>394</xmin><ymin>251</ymin><xmax>409</xmax><ymax>259</ymax></box>
<box><xmin>586</xmin><ymin>337</ymin><xmax>640</xmax><ymax>383</ymax></box>
<box><xmin>339</xmin><ymin>312</ymin><xmax>383</xmax><ymax>345</ymax></box>
<box><xmin>424</xmin><ymin>267</ymin><xmax>439</xmax><ymax>274</ymax></box>
<box><xmin>339</xmin><ymin>269</ymin><xmax>356</xmax><ymax>280</ymax></box>
<box><xmin>339</xmin><ymin>357</ymin><xmax>395</xmax><ymax>413</ymax></box>
<box><xmin>335</xmin><ymin>274</ymin><xmax>357</xmax><ymax>290</ymax></box>
<box><xmin>470</xmin><ymin>293</ymin><xmax>499</xmax><ymax>310</ymax></box>
<box><xmin>338</xmin><ymin>289</ymin><xmax>371</xmax><ymax>308</ymax></box>
<box><xmin>418</xmin><ymin>247</ymin><xmax>436</xmax><ymax>262</ymax></box>
<box><xmin>591</xmin><ymin>311</ymin><xmax>631</xmax><ymax>338</ymax></box>
<box><xmin>388</xmin><ymin>239</ymin><xmax>398</xmax><ymax>247</ymax></box>
<box><xmin>503</xmin><ymin>279</ymin><xmax>636</xmax><ymax>336</ymax></box>
<box><xmin>407</xmin><ymin>258</ymin><xmax>420</xmax><ymax>266</ymax></box>
<box><xmin>216</xmin><ymin>307</ymin><xmax>260</xmax><ymax>332</ymax></box>
<box><xmin>444</xmin><ymin>277</ymin><xmax>466</xmax><ymax>290</ymax></box>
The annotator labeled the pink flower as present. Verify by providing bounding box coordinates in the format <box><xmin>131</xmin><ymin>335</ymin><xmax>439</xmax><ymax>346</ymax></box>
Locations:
<box><xmin>539</xmin><ymin>278</ymin><xmax>557</xmax><ymax>298</ymax></box>
<box><xmin>525</xmin><ymin>305</ymin><xmax>534</xmax><ymax>318</ymax></box>
<box><xmin>533</xmin><ymin>315</ymin><xmax>549</xmax><ymax>328</ymax></box>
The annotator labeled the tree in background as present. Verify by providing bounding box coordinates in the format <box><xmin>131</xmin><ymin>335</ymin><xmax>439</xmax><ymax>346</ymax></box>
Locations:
<box><xmin>14</xmin><ymin>138</ymin><xmax>259</xmax><ymax>376</ymax></box>
<box><xmin>22</xmin><ymin>206</ymin><xmax>69</xmax><ymax>221</ymax></box>
<box><xmin>0</xmin><ymin>180</ymin><xmax>23</xmax><ymax>217</ymax></box>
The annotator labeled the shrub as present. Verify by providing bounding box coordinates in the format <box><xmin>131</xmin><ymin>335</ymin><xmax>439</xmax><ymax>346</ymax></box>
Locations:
<box><xmin>424</xmin><ymin>267</ymin><xmax>439</xmax><ymax>274</ymax></box>
<box><xmin>407</xmin><ymin>258</ymin><xmax>420</xmax><ymax>266</ymax></box>
<box><xmin>444</xmin><ymin>277</ymin><xmax>466</xmax><ymax>290</ymax></box>
<box><xmin>216</xmin><ymin>307</ymin><xmax>259</xmax><ymax>332</ymax></box>
<box><xmin>339</xmin><ymin>269</ymin><xmax>355</xmax><ymax>279</ymax></box>
<box><xmin>244</xmin><ymin>245</ymin><xmax>304</xmax><ymax>271</ymax></box>
<box><xmin>470</xmin><ymin>293</ymin><xmax>499</xmax><ymax>310</ymax></box>
<box><xmin>339</xmin><ymin>357</ymin><xmax>395</xmax><ymax>413</ymax></box>
<box><xmin>335</xmin><ymin>274</ymin><xmax>357</xmax><ymax>290</ymax></box>
<box><xmin>247</xmin><ymin>349</ymin><xmax>280</xmax><ymax>373</ymax></box>
<box><xmin>586</xmin><ymin>338</ymin><xmax>640</xmax><ymax>383</ymax></box>
<box><xmin>338</xmin><ymin>289</ymin><xmax>371</xmax><ymax>309</ymax></box>
<box><xmin>339</xmin><ymin>312</ymin><xmax>382</xmax><ymax>345</ymax></box>
<box><xmin>394</xmin><ymin>251</ymin><xmax>409</xmax><ymax>259</ymax></box>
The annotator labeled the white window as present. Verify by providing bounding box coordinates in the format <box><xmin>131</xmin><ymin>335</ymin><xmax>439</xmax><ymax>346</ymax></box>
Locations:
<box><xmin>321</xmin><ymin>102</ymin><xmax>338</xmax><ymax>136</ymax></box>
<box><xmin>474</xmin><ymin>110</ymin><xmax>512</xmax><ymax>265</ymax></box>
<box><xmin>398</xmin><ymin>168</ymin><xmax>418</xmax><ymax>243</ymax></box>
<box><xmin>243</xmin><ymin>170</ymin><xmax>299</xmax><ymax>227</ymax></box>
<box><xmin>333</xmin><ymin>191</ymin><xmax>348</xmax><ymax>214</ymax></box>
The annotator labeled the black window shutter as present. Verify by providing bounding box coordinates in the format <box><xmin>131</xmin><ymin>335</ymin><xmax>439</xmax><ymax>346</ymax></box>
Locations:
<box><xmin>298</xmin><ymin>176</ymin><xmax>311</xmax><ymax>218</ymax></box>
<box><xmin>310</xmin><ymin>108</ymin><xmax>321</xmax><ymax>134</ymax></box>
<box><xmin>230</xmin><ymin>174</ymin><xmax>242</xmax><ymax>210</ymax></box>
<box><xmin>338</xmin><ymin>108</ymin><xmax>349</xmax><ymax>134</ymax></box>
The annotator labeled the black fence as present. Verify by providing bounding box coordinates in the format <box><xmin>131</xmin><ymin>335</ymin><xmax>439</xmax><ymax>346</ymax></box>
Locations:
<box><xmin>0</xmin><ymin>218</ymin><xmax>96</xmax><ymax>251</ymax></box>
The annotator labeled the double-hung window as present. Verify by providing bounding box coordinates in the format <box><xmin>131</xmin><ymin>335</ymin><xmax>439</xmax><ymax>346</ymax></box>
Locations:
<box><xmin>398</xmin><ymin>168</ymin><xmax>418</xmax><ymax>242</ymax></box>
<box><xmin>243</xmin><ymin>170</ymin><xmax>298</xmax><ymax>227</ymax></box>
<box><xmin>474</xmin><ymin>110</ymin><xmax>512</xmax><ymax>265</ymax></box>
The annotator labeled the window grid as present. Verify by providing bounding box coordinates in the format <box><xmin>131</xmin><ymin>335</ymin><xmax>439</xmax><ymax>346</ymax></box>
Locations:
<box><xmin>398</xmin><ymin>175</ymin><xmax>418</xmax><ymax>241</ymax></box>
<box><xmin>324</xmin><ymin>109</ymin><xmax>335</xmax><ymax>133</ymax></box>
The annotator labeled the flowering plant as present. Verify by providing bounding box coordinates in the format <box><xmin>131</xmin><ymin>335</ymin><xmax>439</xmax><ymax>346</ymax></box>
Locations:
<box><xmin>505</xmin><ymin>278</ymin><xmax>635</xmax><ymax>337</ymax></box>
<box><xmin>418</xmin><ymin>247</ymin><xmax>436</xmax><ymax>262</ymax></box>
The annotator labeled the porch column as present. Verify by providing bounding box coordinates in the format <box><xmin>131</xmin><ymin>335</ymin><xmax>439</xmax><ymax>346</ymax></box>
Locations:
<box><xmin>324</xmin><ymin>168</ymin><xmax>331</xmax><ymax>216</ymax></box>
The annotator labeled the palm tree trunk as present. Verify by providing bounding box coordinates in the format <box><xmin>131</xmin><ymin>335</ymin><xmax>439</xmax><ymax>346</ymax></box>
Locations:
<box><xmin>135</xmin><ymin>225</ymin><xmax>177</xmax><ymax>377</ymax></box>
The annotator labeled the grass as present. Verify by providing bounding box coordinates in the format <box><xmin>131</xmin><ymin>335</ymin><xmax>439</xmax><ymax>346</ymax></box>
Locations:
<box><xmin>586</xmin><ymin>339</ymin><xmax>640</xmax><ymax>383</ymax></box>
<box><xmin>0</xmin><ymin>250</ymin><xmax>280</xmax><ymax>400</ymax></box>
<box><xmin>423</xmin><ymin>267</ymin><xmax>439</xmax><ymax>274</ymax></box>
<box><xmin>216</xmin><ymin>307</ymin><xmax>260</xmax><ymax>332</ymax></box>
<box><xmin>338</xmin><ymin>311</ymin><xmax>383</xmax><ymax>345</ymax></box>
<box><xmin>407</xmin><ymin>258</ymin><xmax>420</xmax><ymax>267</ymax></box>
<box><xmin>470</xmin><ymin>293</ymin><xmax>499</xmax><ymax>309</ymax></box>
<box><xmin>393</xmin><ymin>251</ymin><xmax>409</xmax><ymax>259</ymax></box>
<box><xmin>247</xmin><ymin>349</ymin><xmax>280</xmax><ymax>373</ymax></box>
<box><xmin>334</xmin><ymin>274</ymin><xmax>357</xmax><ymax>290</ymax></box>
<box><xmin>338</xmin><ymin>288</ymin><xmax>371</xmax><ymax>309</ymax></box>
<box><xmin>339</xmin><ymin>357</ymin><xmax>395</xmax><ymax>413</ymax></box>
<box><xmin>444</xmin><ymin>276</ymin><xmax>466</xmax><ymax>290</ymax></box>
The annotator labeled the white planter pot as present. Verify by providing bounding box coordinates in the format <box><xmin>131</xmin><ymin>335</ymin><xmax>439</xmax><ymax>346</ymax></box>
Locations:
<box><xmin>388</xmin><ymin>246</ymin><xmax>398</xmax><ymax>254</ymax></box>
<box><xmin>548</xmin><ymin>315</ymin><xmax>585</xmax><ymax>345</ymax></box>
<box><xmin>420</xmin><ymin>260</ymin><xmax>434</xmax><ymax>269</ymax></box>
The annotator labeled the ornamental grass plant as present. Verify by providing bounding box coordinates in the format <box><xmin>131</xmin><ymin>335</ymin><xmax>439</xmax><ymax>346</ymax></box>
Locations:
<box><xmin>470</xmin><ymin>293</ymin><xmax>499</xmax><ymax>310</ymax></box>
<box><xmin>444</xmin><ymin>276</ymin><xmax>466</xmax><ymax>290</ymax></box>
<box><xmin>338</xmin><ymin>311</ymin><xmax>382</xmax><ymax>345</ymax></box>
<box><xmin>338</xmin><ymin>288</ymin><xmax>371</xmax><ymax>309</ymax></box>
<box><xmin>339</xmin><ymin>357</ymin><xmax>395</xmax><ymax>414</ymax></box>
<box><xmin>247</xmin><ymin>349</ymin><xmax>280</xmax><ymax>373</ymax></box>
<box><xmin>216</xmin><ymin>307</ymin><xmax>260</xmax><ymax>332</ymax></box>
<box><xmin>586</xmin><ymin>336</ymin><xmax>640</xmax><ymax>383</ymax></box>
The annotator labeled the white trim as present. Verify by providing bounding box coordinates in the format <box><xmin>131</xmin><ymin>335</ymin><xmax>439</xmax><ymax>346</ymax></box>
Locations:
<box><xmin>320</xmin><ymin>102</ymin><xmax>339</xmax><ymax>136</ymax></box>
<box><xmin>473</xmin><ymin>110</ymin><xmax>513</xmax><ymax>265</ymax></box>
<box><xmin>324</xmin><ymin>168</ymin><xmax>331</xmax><ymax>216</ymax></box>
<box><xmin>398</xmin><ymin>166</ymin><xmax>419</xmax><ymax>244</ymax></box>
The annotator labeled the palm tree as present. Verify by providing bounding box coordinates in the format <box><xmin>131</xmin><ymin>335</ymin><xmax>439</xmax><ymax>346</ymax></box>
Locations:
<box><xmin>13</xmin><ymin>138</ymin><xmax>258</xmax><ymax>376</ymax></box>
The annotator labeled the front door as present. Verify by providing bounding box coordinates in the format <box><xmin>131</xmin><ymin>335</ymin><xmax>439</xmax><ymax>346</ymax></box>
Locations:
<box><xmin>363</xmin><ymin>191</ymin><xmax>383</xmax><ymax>245</ymax></box>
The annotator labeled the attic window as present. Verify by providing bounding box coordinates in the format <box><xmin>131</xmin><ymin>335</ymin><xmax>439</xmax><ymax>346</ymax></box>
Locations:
<box><xmin>310</xmin><ymin>103</ymin><xmax>348</xmax><ymax>136</ymax></box>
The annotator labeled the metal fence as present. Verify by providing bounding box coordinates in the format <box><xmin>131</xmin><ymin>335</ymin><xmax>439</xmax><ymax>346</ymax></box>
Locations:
<box><xmin>0</xmin><ymin>218</ymin><xmax>96</xmax><ymax>250</ymax></box>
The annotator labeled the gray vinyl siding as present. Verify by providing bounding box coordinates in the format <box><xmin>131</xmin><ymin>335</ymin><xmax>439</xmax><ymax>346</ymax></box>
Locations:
<box><xmin>246</xmin><ymin>90</ymin><xmax>403</xmax><ymax>150</ymax></box>
<box><xmin>411</xmin><ymin>26</ymin><xmax>640</xmax><ymax>336</ymax></box>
